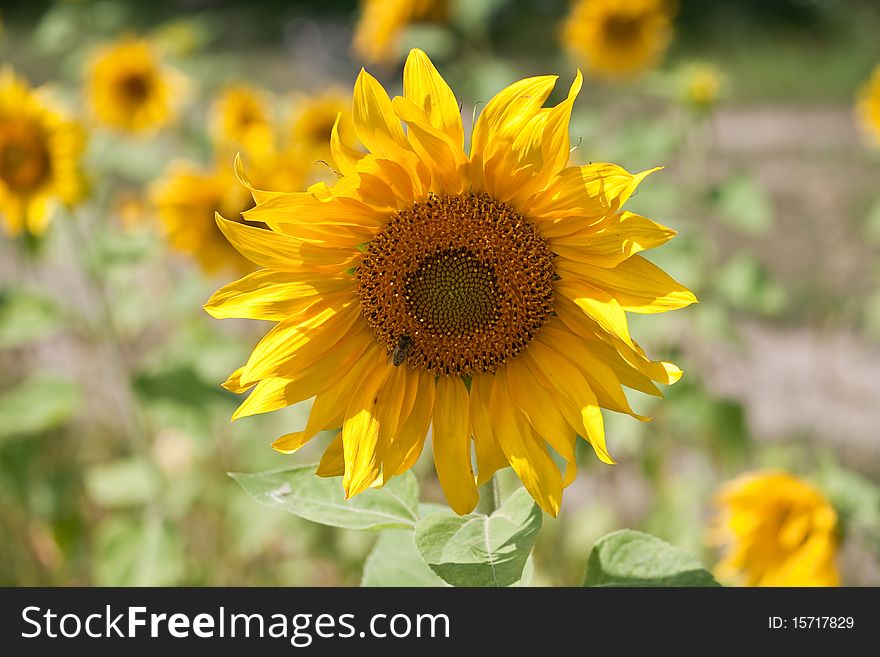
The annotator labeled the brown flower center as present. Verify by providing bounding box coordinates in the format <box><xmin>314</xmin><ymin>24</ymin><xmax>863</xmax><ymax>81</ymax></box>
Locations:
<box><xmin>356</xmin><ymin>193</ymin><xmax>555</xmax><ymax>376</ymax></box>
<box><xmin>118</xmin><ymin>72</ymin><xmax>151</xmax><ymax>104</ymax></box>
<box><xmin>0</xmin><ymin>120</ymin><xmax>51</xmax><ymax>193</ymax></box>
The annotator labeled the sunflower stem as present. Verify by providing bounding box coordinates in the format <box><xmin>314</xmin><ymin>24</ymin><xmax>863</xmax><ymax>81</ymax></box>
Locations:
<box><xmin>476</xmin><ymin>474</ymin><xmax>500</xmax><ymax>516</ymax></box>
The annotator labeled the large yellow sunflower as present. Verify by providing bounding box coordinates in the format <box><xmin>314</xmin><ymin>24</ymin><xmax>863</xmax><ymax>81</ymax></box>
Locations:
<box><xmin>206</xmin><ymin>49</ymin><xmax>695</xmax><ymax>516</ymax></box>
<box><xmin>562</xmin><ymin>0</ymin><xmax>674</xmax><ymax>80</ymax></box>
<box><xmin>0</xmin><ymin>67</ymin><xmax>85</xmax><ymax>237</ymax></box>
<box><xmin>86</xmin><ymin>38</ymin><xmax>184</xmax><ymax>134</ymax></box>
<box><xmin>856</xmin><ymin>64</ymin><xmax>880</xmax><ymax>147</ymax></box>
<box><xmin>353</xmin><ymin>0</ymin><xmax>449</xmax><ymax>64</ymax></box>
<box><xmin>712</xmin><ymin>470</ymin><xmax>840</xmax><ymax>587</ymax></box>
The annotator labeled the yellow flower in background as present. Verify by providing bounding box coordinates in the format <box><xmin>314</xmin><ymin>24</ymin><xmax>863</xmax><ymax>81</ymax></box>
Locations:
<box><xmin>86</xmin><ymin>38</ymin><xmax>185</xmax><ymax>134</ymax></box>
<box><xmin>681</xmin><ymin>63</ymin><xmax>724</xmax><ymax>111</ymax></box>
<box><xmin>151</xmin><ymin>162</ymin><xmax>255</xmax><ymax>274</ymax></box>
<box><xmin>562</xmin><ymin>0</ymin><xmax>673</xmax><ymax>80</ymax></box>
<box><xmin>288</xmin><ymin>91</ymin><xmax>355</xmax><ymax>155</ymax></box>
<box><xmin>206</xmin><ymin>49</ymin><xmax>695</xmax><ymax>516</ymax></box>
<box><xmin>152</xmin><ymin>151</ymin><xmax>311</xmax><ymax>273</ymax></box>
<box><xmin>856</xmin><ymin>64</ymin><xmax>880</xmax><ymax>147</ymax></box>
<box><xmin>353</xmin><ymin>0</ymin><xmax>449</xmax><ymax>64</ymax></box>
<box><xmin>713</xmin><ymin>470</ymin><xmax>840</xmax><ymax>587</ymax></box>
<box><xmin>211</xmin><ymin>84</ymin><xmax>274</xmax><ymax>155</ymax></box>
<box><xmin>0</xmin><ymin>67</ymin><xmax>85</xmax><ymax>237</ymax></box>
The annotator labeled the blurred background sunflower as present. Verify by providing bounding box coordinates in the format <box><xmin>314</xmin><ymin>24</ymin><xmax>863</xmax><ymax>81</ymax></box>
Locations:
<box><xmin>0</xmin><ymin>0</ymin><xmax>878</xmax><ymax>587</ymax></box>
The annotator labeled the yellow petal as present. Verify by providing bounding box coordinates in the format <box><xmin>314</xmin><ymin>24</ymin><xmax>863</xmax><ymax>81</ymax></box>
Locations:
<box><xmin>222</xmin><ymin>366</ymin><xmax>252</xmax><ymax>394</ymax></box>
<box><xmin>383</xmin><ymin>369</ymin><xmax>434</xmax><ymax>476</ymax></box>
<box><xmin>392</xmin><ymin>96</ymin><xmax>467</xmax><ymax>195</ymax></box>
<box><xmin>469</xmin><ymin>373</ymin><xmax>509</xmax><ymax>485</ymax></box>
<box><xmin>551</xmin><ymin>211</ymin><xmax>677</xmax><ymax>268</ymax></box>
<box><xmin>505</xmin><ymin>357</ymin><xmax>577</xmax><ymax>462</ymax></box>
<box><xmin>271</xmin><ymin>431</ymin><xmax>313</xmax><ymax>455</ymax></box>
<box><xmin>316</xmin><ymin>432</ymin><xmax>344</xmax><ymax>477</ymax></box>
<box><xmin>521</xmin><ymin>340</ymin><xmax>613</xmax><ymax>465</ymax></box>
<box><xmin>240</xmin><ymin>303</ymin><xmax>360</xmax><ymax>386</ymax></box>
<box><xmin>204</xmin><ymin>271</ymin><xmax>351</xmax><ymax>321</ymax></box>
<box><xmin>530</xmin><ymin>164</ymin><xmax>661</xmax><ymax>227</ymax></box>
<box><xmin>342</xmin><ymin>354</ymin><xmax>391</xmax><ymax>498</ymax></box>
<box><xmin>491</xmin><ymin>368</ymin><xmax>563</xmax><ymax>517</ymax></box>
<box><xmin>403</xmin><ymin>48</ymin><xmax>464</xmax><ymax>149</ymax></box>
<box><xmin>432</xmin><ymin>376</ymin><xmax>478</xmax><ymax>515</ymax></box>
<box><xmin>352</xmin><ymin>68</ymin><xmax>411</xmax><ymax>160</ymax></box>
<box><xmin>330</xmin><ymin>112</ymin><xmax>366</xmax><ymax>176</ymax></box>
<box><xmin>555</xmin><ymin>277</ymin><xmax>635</xmax><ymax>348</ymax></box>
<box><xmin>215</xmin><ymin>213</ymin><xmax>356</xmax><ymax>272</ymax></box>
<box><xmin>559</xmin><ymin>254</ymin><xmax>698</xmax><ymax>314</ymax></box>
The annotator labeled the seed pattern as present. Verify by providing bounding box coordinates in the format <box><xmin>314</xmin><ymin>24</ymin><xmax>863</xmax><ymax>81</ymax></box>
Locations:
<box><xmin>356</xmin><ymin>192</ymin><xmax>555</xmax><ymax>376</ymax></box>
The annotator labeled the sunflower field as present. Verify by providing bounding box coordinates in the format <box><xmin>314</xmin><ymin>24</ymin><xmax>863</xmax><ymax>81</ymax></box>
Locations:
<box><xmin>1</xmin><ymin>0</ymin><xmax>879</xmax><ymax>589</ymax></box>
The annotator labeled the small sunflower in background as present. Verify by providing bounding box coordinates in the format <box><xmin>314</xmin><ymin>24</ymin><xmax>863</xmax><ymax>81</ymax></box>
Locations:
<box><xmin>206</xmin><ymin>49</ymin><xmax>695</xmax><ymax>516</ymax></box>
<box><xmin>712</xmin><ymin>470</ymin><xmax>840</xmax><ymax>587</ymax></box>
<box><xmin>679</xmin><ymin>63</ymin><xmax>724</xmax><ymax>113</ymax></box>
<box><xmin>151</xmin><ymin>162</ymin><xmax>256</xmax><ymax>274</ymax></box>
<box><xmin>85</xmin><ymin>38</ymin><xmax>186</xmax><ymax>134</ymax></box>
<box><xmin>562</xmin><ymin>0</ymin><xmax>674</xmax><ymax>80</ymax></box>
<box><xmin>856</xmin><ymin>64</ymin><xmax>880</xmax><ymax>147</ymax></box>
<box><xmin>287</xmin><ymin>90</ymin><xmax>357</xmax><ymax>182</ymax></box>
<box><xmin>353</xmin><ymin>0</ymin><xmax>449</xmax><ymax>65</ymax></box>
<box><xmin>0</xmin><ymin>67</ymin><xmax>85</xmax><ymax>237</ymax></box>
<box><xmin>211</xmin><ymin>84</ymin><xmax>274</xmax><ymax>156</ymax></box>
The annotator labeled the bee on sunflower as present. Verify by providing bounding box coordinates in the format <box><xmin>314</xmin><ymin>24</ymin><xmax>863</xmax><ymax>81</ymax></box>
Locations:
<box><xmin>206</xmin><ymin>49</ymin><xmax>695</xmax><ymax>516</ymax></box>
<box><xmin>0</xmin><ymin>67</ymin><xmax>85</xmax><ymax>237</ymax></box>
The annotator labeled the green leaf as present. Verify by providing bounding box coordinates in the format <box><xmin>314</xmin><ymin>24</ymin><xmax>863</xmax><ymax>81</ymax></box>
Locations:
<box><xmin>583</xmin><ymin>529</ymin><xmax>720</xmax><ymax>587</ymax></box>
<box><xmin>362</xmin><ymin>530</ymin><xmax>449</xmax><ymax>587</ymax></box>
<box><xmin>0</xmin><ymin>374</ymin><xmax>80</xmax><ymax>443</ymax></box>
<box><xmin>93</xmin><ymin>515</ymin><xmax>184</xmax><ymax>586</ymax></box>
<box><xmin>712</xmin><ymin>172</ymin><xmax>774</xmax><ymax>236</ymax></box>
<box><xmin>715</xmin><ymin>254</ymin><xmax>786</xmax><ymax>315</ymax></box>
<box><xmin>0</xmin><ymin>288</ymin><xmax>65</xmax><ymax>348</ymax></box>
<box><xmin>864</xmin><ymin>196</ymin><xmax>880</xmax><ymax>245</ymax></box>
<box><xmin>414</xmin><ymin>487</ymin><xmax>542</xmax><ymax>587</ymax></box>
<box><xmin>85</xmin><ymin>458</ymin><xmax>156</xmax><ymax>509</ymax></box>
<box><xmin>230</xmin><ymin>466</ymin><xmax>420</xmax><ymax>531</ymax></box>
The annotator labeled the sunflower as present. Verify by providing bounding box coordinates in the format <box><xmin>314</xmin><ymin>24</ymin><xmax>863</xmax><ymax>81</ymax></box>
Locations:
<box><xmin>562</xmin><ymin>0</ymin><xmax>674</xmax><ymax>80</ymax></box>
<box><xmin>0</xmin><ymin>67</ymin><xmax>85</xmax><ymax>237</ymax></box>
<box><xmin>712</xmin><ymin>470</ymin><xmax>840</xmax><ymax>587</ymax></box>
<box><xmin>151</xmin><ymin>162</ymin><xmax>255</xmax><ymax>274</ymax></box>
<box><xmin>86</xmin><ymin>38</ymin><xmax>184</xmax><ymax>134</ymax></box>
<box><xmin>206</xmin><ymin>49</ymin><xmax>695</xmax><ymax>516</ymax></box>
<box><xmin>353</xmin><ymin>0</ymin><xmax>449</xmax><ymax>64</ymax></box>
<box><xmin>152</xmin><ymin>150</ymin><xmax>312</xmax><ymax>273</ymax></box>
<box><xmin>856</xmin><ymin>64</ymin><xmax>880</xmax><ymax>147</ymax></box>
<box><xmin>289</xmin><ymin>91</ymin><xmax>355</xmax><ymax>154</ymax></box>
<box><xmin>211</xmin><ymin>84</ymin><xmax>274</xmax><ymax>155</ymax></box>
<box><xmin>680</xmin><ymin>63</ymin><xmax>723</xmax><ymax>111</ymax></box>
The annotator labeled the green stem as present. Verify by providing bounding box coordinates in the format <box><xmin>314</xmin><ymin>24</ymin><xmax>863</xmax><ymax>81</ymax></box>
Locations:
<box><xmin>476</xmin><ymin>474</ymin><xmax>500</xmax><ymax>516</ymax></box>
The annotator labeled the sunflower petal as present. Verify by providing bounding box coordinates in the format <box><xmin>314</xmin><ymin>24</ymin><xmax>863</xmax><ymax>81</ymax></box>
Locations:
<box><xmin>403</xmin><ymin>48</ymin><xmax>464</xmax><ymax>149</ymax></box>
<box><xmin>561</xmin><ymin>254</ymin><xmax>698</xmax><ymax>313</ymax></box>
<box><xmin>432</xmin><ymin>376</ymin><xmax>478</xmax><ymax>515</ymax></box>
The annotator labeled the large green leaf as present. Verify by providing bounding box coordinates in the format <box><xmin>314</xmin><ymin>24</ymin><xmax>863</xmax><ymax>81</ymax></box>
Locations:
<box><xmin>414</xmin><ymin>487</ymin><xmax>542</xmax><ymax>587</ymax></box>
<box><xmin>0</xmin><ymin>374</ymin><xmax>80</xmax><ymax>443</ymax></box>
<box><xmin>712</xmin><ymin>172</ymin><xmax>773</xmax><ymax>236</ymax></box>
<box><xmin>583</xmin><ymin>529</ymin><xmax>720</xmax><ymax>587</ymax></box>
<box><xmin>230</xmin><ymin>466</ymin><xmax>420</xmax><ymax>530</ymax></box>
<box><xmin>0</xmin><ymin>289</ymin><xmax>65</xmax><ymax>348</ymax></box>
<box><xmin>362</xmin><ymin>530</ymin><xmax>449</xmax><ymax>587</ymax></box>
